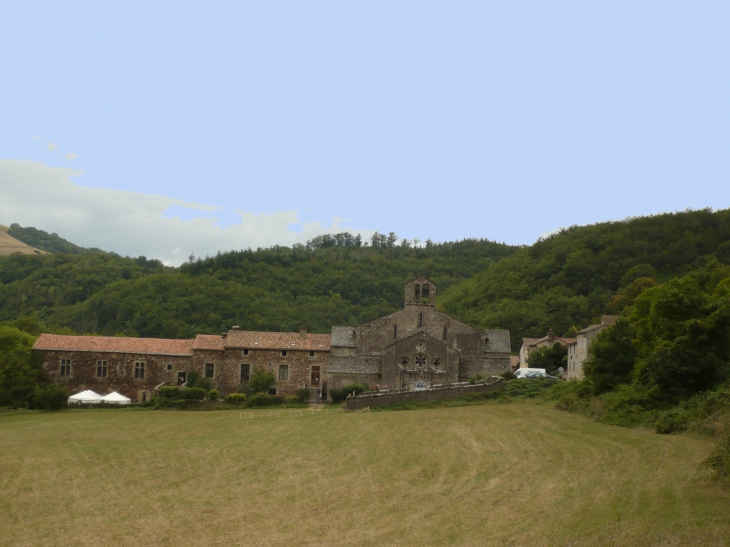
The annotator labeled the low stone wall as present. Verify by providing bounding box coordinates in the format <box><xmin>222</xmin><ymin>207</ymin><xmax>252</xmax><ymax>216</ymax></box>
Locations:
<box><xmin>345</xmin><ymin>378</ymin><xmax>504</xmax><ymax>410</ymax></box>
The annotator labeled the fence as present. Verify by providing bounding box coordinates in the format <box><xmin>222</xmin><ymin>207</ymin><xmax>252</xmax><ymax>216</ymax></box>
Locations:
<box><xmin>239</xmin><ymin>407</ymin><xmax>367</xmax><ymax>419</ymax></box>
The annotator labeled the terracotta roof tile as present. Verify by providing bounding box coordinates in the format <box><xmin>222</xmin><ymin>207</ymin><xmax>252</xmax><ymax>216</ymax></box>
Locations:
<box><xmin>193</xmin><ymin>335</ymin><xmax>225</xmax><ymax>351</ymax></box>
<box><xmin>225</xmin><ymin>330</ymin><xmax>330</xmax><ymax>351</ymax></box>
<box><xmin>33</xmin><ymin>334</ymin><xmax>194</xmax><ymax>355</ymax></box>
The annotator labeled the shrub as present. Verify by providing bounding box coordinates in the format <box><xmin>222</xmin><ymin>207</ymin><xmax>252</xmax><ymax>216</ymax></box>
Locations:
<box><xmin>158</xmin><ymin>386</ymin><xmax>180</xmax><ymax>399</ymax></box>
<box><xmin>284</xmin><ymin>395</ymin><xmax>300</xmax><ymax>405</ymax></box>
<box><xmin>195</xmin><ymin>377</ymin><xmax>213</xmax><ymax>391</ymax></box>
<box><xmin>329</xmin><ymin>383</ymin><xmax>369</xmax><ymax>404</ymax></box>
<box><xmin>249</xmin><ymin>369</ymin><xmax>276</xmax><ymax>394</ymax></box>
<box><xmin>34</xmin><ymin>383</ymin><xmax>68</xmax><ymax>410</ymax></box>
<box><xmin>237</xmin><ymin>383</ymin><xmax>256</xmax><ymax>396</ymax></box>
<box><xmin>186</xmin><ymin>371</ymin><xmax>199</xmax><ymax>388</ymax></box>
<box><xmin>702</xmin><ymin>417</ymin><xmax>730</xmax><ymax>481</ymax></box>
<box><xmin>178</xmin><ymin>387</ymin><xmax>206</xmax><ymax>400</ymax></box>
<box><xmin>469</xmin><ymin>374</ymin><xmax>486</xmax><ymax>385</ymax></box>
<box><xmin>207</xmin><ymin>389</ymin><xmax>219</xmax><ymax>401</ymax></box>
<box><xmin>500</xmin><ymin>370</ymin><xmax>517</xmax><ymax>380</ymax></box>
<box><xmin>296</xmin><ymin>388</ymin><xmax>311</xmax><ymax>404</ymax></box>
<box><xmin>226</xmin><ymin>393</ymin><xmax>247</xmax><ymax>404</ymax></box>
<box><xmin>247</xmin><ymin>393</ymin><xmax>285</xmax><ymax>407</ymax></box>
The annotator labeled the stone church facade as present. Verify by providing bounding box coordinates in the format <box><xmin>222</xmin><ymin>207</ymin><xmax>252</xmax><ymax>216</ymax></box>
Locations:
<box><xmin>33</xmin><ymin>276</ymin><xmax>511</xmax><ymax>401</ymax></box>
<box><xmin>328</xmin><ymin>275</ymin><xmax>512</xmax><ymax>391</ymax></box>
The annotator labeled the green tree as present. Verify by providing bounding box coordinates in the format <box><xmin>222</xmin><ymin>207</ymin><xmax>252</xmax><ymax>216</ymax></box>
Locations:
<box><xmin>248</xmin><ymin>369</ymin><xmax>276</xmax><ymax>394</ymax></box>
<box><xmin>527</xmin><ymin>343</ymin><xmax>567</xmax><ymax>375</ymax></box>
<box><xmin>583</xmin><ymin>319</ymin><xmax>638</xmax><ymax>394</ymax></box>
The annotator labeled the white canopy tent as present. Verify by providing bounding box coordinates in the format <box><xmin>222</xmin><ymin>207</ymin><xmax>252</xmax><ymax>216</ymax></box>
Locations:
<box><xmin>101</xmin><ymin>391</ymin><xmax>132</xmax><ymax>405</ymax></box>
<box><xmin>68</xmin><ymin>390</ymin><xmax>103</xmax><ymax>405</ymax></box>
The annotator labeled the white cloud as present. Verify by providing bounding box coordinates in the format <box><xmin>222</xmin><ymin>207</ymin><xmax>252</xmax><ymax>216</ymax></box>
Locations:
<box><xmin>46</xmin><ymin>142</ymin><xmax>59</xmax><ymax>152</ymax></box>
<box><xmin>65</xmin><ymin>152</ymin><xmax>78</xmax><ymax>160</ymax></box>
<box><xmin>0</xmin><ymin>159</ymin><xmax>373</xmax><ymax>265</ymax></box>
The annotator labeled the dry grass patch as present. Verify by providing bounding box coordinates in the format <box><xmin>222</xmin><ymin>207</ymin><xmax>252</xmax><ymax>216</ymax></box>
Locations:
<box><xmin>1</xmin><ymin>403</ymin><xmax>729</xmax><ymax>546</ymax></box>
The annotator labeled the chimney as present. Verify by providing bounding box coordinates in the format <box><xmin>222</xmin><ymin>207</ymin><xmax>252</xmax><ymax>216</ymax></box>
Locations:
<box><xmin>232</xmin><ymin>326</ymin><xmax>240</xmax><ymax>330</ymax></box>
<box><xmin>221</xmin><ymin>333</ymin><xmax>227</xmax><ymax>339</ymax></box>
<box><xmin>300</xmin><ymin>325</ymin><xmax>307</xmax><ymax>339</ymax></box>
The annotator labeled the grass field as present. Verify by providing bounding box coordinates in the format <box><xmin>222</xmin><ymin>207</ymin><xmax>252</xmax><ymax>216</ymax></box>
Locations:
<box><xmin>1</xmin><ymin>402</ymin><xmax>729</xmax><ymax>547</ymax></box>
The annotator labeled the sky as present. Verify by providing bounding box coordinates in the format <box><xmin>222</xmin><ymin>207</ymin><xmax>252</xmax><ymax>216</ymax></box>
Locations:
<box><xmin>1</xmin><ymin>1</ymin><xmax>729</xmax><ymax>265</ymax></box>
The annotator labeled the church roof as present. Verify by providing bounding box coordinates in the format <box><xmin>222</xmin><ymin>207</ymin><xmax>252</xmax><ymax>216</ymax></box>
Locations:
<box><xmin>331</xmin><ymin>326</ymin><xmax>357</xmax><ymax>347</ymax></box>
<box><xmin>224</xmin><ymin>330</ymin><xmax>330</xmax><ymax>351</ymax></box>
<box><xmin>483</xmin><ymin>329</ymin><xmax>512</xmax><ymax>353</ymax></box>
<box><xmin>33</xmin><ymin>334</ymin><xmax>195</xmax><ymax>356</ymax></box>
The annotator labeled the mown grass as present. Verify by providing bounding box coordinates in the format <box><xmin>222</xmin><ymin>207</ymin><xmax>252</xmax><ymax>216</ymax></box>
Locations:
<box><xmin>1</xmin><ymin>402</ymin><xmax>729</xmax><ymax>547</ymax></box>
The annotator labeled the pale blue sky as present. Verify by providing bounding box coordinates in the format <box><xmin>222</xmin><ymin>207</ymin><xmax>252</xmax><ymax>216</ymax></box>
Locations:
<box><xmin>1</xmin><ymin>1</ymin><xmax>729</xmax><ymax>261</ymax></box>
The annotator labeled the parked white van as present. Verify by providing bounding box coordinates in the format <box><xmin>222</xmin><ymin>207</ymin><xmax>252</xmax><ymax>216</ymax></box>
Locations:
<box><xmin>514</xmin><ymin>368</ymin><xmax>548</xmax><ymax>379</ymax></box>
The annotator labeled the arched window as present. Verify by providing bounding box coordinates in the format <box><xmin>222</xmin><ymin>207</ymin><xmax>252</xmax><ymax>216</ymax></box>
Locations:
<box><xmin>401</xmin><ymin>382</ymin><xmax>407</xmax><ymax>389</ymax></box>
<box><xmin>414</xmin><ymin>284</ymin><xmax>421</xmax><ymax>302</ymax></box>
<box><xmin>394</xmin><ymin>324</ymin><xmax>397</xmax><ymax>338</ymax></box>
<box><xmin>418</xmin><ymin>313</ymin><xmax>423</xmax><ymax>327</ymax></box>
<box><xmin>422</xmin><ymin>284</ymin><xmax>430</xmax><ymax>300</ymax></box>
<box><xmin>443</xmin><ymin>325</ymin><xmax>447</xmax><ymax>340</ymax></box>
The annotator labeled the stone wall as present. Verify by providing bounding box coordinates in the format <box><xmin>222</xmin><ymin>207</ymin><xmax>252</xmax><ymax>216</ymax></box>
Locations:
<box><xmin>37</xmin><ymin>349</ymin><xmax>192</xmax><ymax>403</ymax></box>
<box><xmin>345</xmin><ymin>378</ymin><xmax>505</xmax><ymax>410</ymax></box>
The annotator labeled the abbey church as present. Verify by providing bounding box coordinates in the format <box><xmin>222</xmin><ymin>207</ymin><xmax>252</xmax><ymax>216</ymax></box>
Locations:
<box><xmin>33</xmin><ymin>276</ymin><xmax>512</xmax><ymax>402</ymax></box>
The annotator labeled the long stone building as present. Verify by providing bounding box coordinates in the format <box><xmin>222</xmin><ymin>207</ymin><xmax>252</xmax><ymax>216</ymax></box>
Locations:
<box><xmin>33</xmin><ymin>276</ymin><xmax>512</xmax><ymax>401</ymax></box>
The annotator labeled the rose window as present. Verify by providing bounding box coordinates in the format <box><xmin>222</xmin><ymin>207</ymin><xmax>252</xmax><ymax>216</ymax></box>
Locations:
<box><xmin>414</xmin><ymin>354</ymin><xmax>428</xmax><ymax>367</ymax></box>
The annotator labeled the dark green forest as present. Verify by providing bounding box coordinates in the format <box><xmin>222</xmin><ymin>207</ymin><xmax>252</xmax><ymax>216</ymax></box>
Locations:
<box><xmin>0</xmin><ymin>229</ymin><xmax>516</xmax><ymax>338</ymax></box>
<box><xmin>440</xmin><ymin>208</ymin><xmax>730</xmax><ymax>348</ymax></box>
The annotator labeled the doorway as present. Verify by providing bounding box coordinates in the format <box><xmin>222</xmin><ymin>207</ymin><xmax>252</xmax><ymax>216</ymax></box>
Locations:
<box><xmin>311</xmin><ymin>366</ymin><xmax>320</xmax><ymax>387</ymax></box>
<box><xmin>177</xmin><ymin>371</ymin><xmax>187</xmax><ymax>385</ymax></box>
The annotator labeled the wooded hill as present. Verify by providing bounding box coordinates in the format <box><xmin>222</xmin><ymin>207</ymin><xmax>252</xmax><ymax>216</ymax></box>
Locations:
<box><xmin>2</xmin><ymin>208</ymin><xmax>729</xmax><ymax>349</ymax></box>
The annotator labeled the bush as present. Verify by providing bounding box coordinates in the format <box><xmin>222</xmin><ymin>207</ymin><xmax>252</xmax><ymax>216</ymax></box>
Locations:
<box><xmin>208</xmin><ymin>389</ymin><xmax>219</xmax><ymax>401</ymax></box>
<box><xmin>178</xmin><ymin>387</ymin><xmax>206</xmax><ymax>400</ymax></box>
<box><xmin>34</xmin><ymin>383</ymin><xmax>68</xmax><ymax>410</ymax></box>
<box><xmin>329</xmin><ymin>383</ymin><xmax>369</xmax><ymax>404</ymax></box>
<box><xmin>296</xmin><ymin>388</ymin><xmax>311</xmax><ymax>404</ymax></box>
<box><xmin>247</xmin><ymin>393</ymin><xmax>285</xmax><ymax>407</ymax></box>
<box><xmin>158</xmin><ymin>386</ymin><xmax>180</xmax><ymax>398</ymax></box>
<box><xmin>500</xmin><ymin>370</ymin><xmax>517</xmax><ymax>380</ymax></box>
<box><xmin>249</xmin><ymin>369</ymin><xmax>276</xmax><ymax>394</ymax></box>
<box><xmin>195</xmin><ymin>377</ymin><xmax>212</xmax><ymax>391</ymax></box>
<box><xmin>702</xmin><ymin>417</ymin><xmax>730</xmax><ymax>481</ymax></box>
<box><xmin>226</xmin><ymin>393</ymin><xmax>247</xmax><ymax>404</ymax></box>
<box><xmin>469</xmin><ymin>374</ymin><xmax>486</xmax><ymax>385</ymax></box>
<box><xmin>186</xmin><ymin>371</ymin><xmax>199</xmax><ymax>388</ymax></box>
<box><xmin>284</xmin><ymin>395</ymin><xmax>300</xmax><ymax>405</ymax></box>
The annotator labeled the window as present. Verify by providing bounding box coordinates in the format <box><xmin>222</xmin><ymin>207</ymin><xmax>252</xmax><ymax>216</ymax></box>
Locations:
<box><xmin>422</xmin><ymin>284</ymin><xmax>430</xmax><ymax>300</ymax></box>
<box><xmin>399</xmin><ymin>356</ymin><xmax>409</xmax><ymax>366</ymax></box>
<box><xmin>166</xmin><ymin>363</ymin><xmax>172</xmax><ymax>371</ymax></box>
<box><xmin>443</xmin><ymin>326</ymin><xmax>447</xmax><ymax>340</ymax></box>
<box><xmin>281</xmin><ymin>350</ymin><xmax>287</xmax><ymax>357</ymax></box>
<box><xmin>97</xmin><ymin>361</ymin><xmax>107</xmax><ymax>378</ymax></box>
<box><xmin>432</xmin><ymin>359</ymin><xmax>441</xmax><ymax>368</ymax></box>
<box><xmin>243</xmin><ymin>349</ymin><xmax>249</xmax><ymax>356</ymax></box>
<box><xmin>309</xmin><ymin>351</ymin><xmax>315</xmax><ymax>357</ymax></box>
<box><xmin>205</xmin><ymin>363</ymin><xmax>215</xmax><ymax>378</ymax></box>
<box><xmin>414</xmin><ymin>284</ymin><xmax>420</xmax><ymax>302</ymax></box>
<box><xmin>60</xmin><ymin>359</ymin><xmax>71</xmax><ymax>376</ymax></box>
<box><xmin>414</xmin><ymin>355</ymin><xmax>427</xmax><ymax>366</ymax></box>
<box><xmin>401</xmin><ymin>382</ymin><xmax>407</xmax><ymax>389</ymax></box>
<box><xmin>418</xmin><ymin>313</ymin><xmax>423</xmax><ymax>327</ymax></box>
<box><xmin>393</xmin><ymin>324</ymin><xmax>397</xmax><ymax>338</ymax></box>
<box><xmin>279</xmin><ymin>365</ymin><xmax>289</xmax><ymax>380</ymax></box>
<box><xmin>241</xmin><ymin>364</ymin><xmax>250</xmax><ymax>382</ymax></box>
<box><xmin>142</xmin><ymin>392</ymin><xmax>147</xmax><ymax>403</ymax></box>
<box><xmin>134</xmin><ymin>361</ymin><xmax>145</xmax><ymax>379</ymax></box>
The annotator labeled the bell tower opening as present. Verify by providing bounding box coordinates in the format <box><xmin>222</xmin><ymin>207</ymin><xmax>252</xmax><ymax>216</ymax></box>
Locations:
<box><xmin>405</xmin><ymin>274</ymin><xmax>437</xmax><ymax>306</ymax></box>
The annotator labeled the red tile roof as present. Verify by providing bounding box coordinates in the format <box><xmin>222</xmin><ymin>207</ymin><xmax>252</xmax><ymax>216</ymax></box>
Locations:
<box><xmin>193</xmin><ymin>334</ymin><xmax>225</xmax><ymax>351</ymax></box>
<box><xmin>225</xmin><ymin>330</ymin><xmax>330</xmax><ymax>351</ymax></box>
<box><xmin>33</xmin><ymin>334</ymin><xmax>195</xmax><ymax>356</ymax></box>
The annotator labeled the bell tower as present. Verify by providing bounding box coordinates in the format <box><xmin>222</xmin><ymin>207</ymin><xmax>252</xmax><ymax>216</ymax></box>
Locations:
<box><xmin>404</xmin><ymin>274</ymin><xmax>436</xmax><ymax>306</ymax></box>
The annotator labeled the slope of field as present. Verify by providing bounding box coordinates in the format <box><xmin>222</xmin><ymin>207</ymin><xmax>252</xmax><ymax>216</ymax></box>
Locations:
<box><xmin>0</xmin><ymin>225</ymin><xmax>45</xmax><ymax>256</ymax></box>
<box><xmin>1</xmin><ymin>403</ymin><xmax>728</xmax><ymax>547</ymax></box>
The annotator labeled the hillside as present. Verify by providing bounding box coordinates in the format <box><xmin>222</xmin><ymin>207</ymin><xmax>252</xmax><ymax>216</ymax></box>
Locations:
<box><xmin>440</xmin><ymin>208</ymin><xmax>730</xmax><ymax>348</ymax></box>
<box><xmin>0</xmin><ymin>233</ymin><xmax>516</xmax><ymax>338</ymax></box>
<box><xmin>6</xmin><ymin>223</ymin><xmax>104</xmax><ymax>254</ymax></box>
<box><xmin>0</xmin><ymin>225</ymin><xmax>45</xmax><ymax>257</ymax></box>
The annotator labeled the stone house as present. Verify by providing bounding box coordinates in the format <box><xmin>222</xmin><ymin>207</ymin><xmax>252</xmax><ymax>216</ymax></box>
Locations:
<box><xmin>328</xmin><ymin>275</ymin><xmax>512</xmax><ymax>391</ymax></box>
<box><xmin>33</xmin><ymin>327</ymin><xmax>330</xmax><ymax>403</ymax></box>
<box><xmin>566</xmin><ymin>315</ymin><xmax>618</xmax><ymax>380</ymax></box>
<box><xmin>519</xmin><ymin>330</ymin><xmax>576</xmax><ymax>368</ymax></box>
